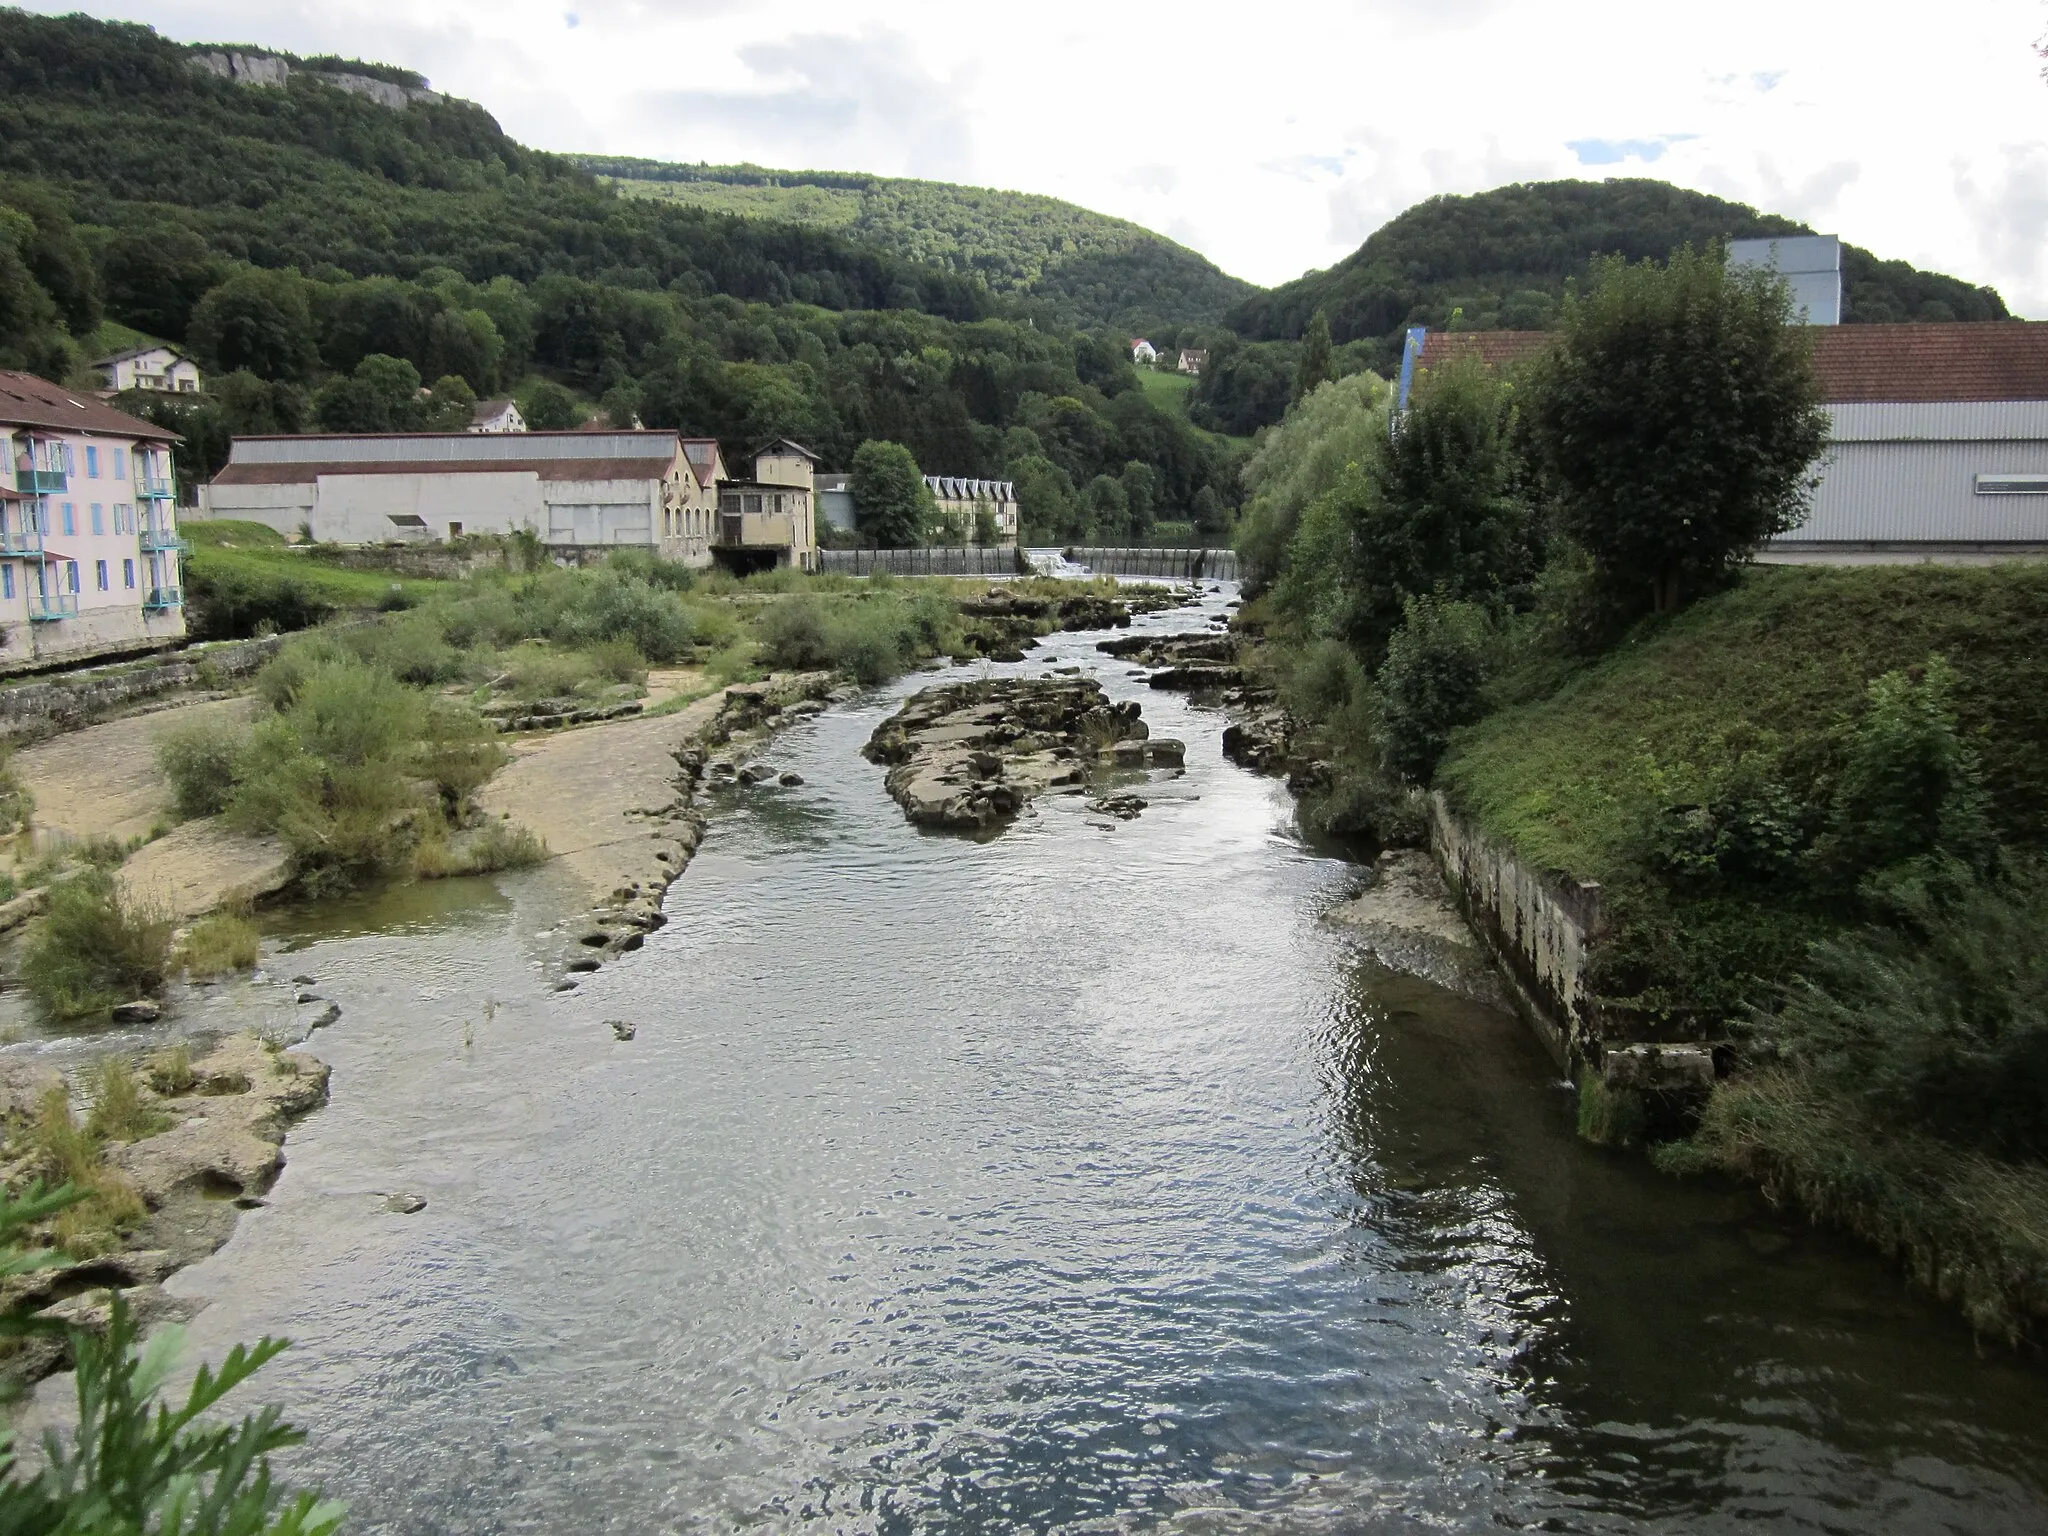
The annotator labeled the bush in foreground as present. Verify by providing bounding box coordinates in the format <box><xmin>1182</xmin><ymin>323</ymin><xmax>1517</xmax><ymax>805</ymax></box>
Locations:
<box><xmin>155</xmin><ymin>716</ymin><xmax>250</xmax><ymax>819</ymax></box>
<box><xmin>179</xmin><ymin>911</ymin><xmax>262</xmax><ymax>979</ymax></box>
<box><xmin>19</xmin><ymin>869</ymin><xmax>173</xmax><ymax>1020</ymax></box>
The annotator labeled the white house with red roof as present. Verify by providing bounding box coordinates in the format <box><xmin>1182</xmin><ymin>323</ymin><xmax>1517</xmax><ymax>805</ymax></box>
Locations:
<box><xmin>1417</xmin><ymin>321</ymin><xmax>2048</xmax><ymax>562</ymax></box>
<box><xmin>0</xmin><ymin>370</ymin><xmax>186</xmax><ymax>671</ymax></box>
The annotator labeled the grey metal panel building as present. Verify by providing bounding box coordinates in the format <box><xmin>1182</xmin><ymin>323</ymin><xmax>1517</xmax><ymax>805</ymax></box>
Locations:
<box><xmin>1768</xmin><ymin>401</ymin><xmax>2048</xmax><ymax>559</ymax></box>
<box><xmin>1729</xmin><ymin>235</ymin><xmax>1841</xmax><ymax>325</ymax></box>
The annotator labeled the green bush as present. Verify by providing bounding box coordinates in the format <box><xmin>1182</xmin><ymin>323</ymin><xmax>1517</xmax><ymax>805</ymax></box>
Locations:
<box><xmin>154</xmin><ymin>716</ymin><xmax>250</xmax><ymax>819</ymax></box>
<box><xmin>826</xmin><ymin>603</ymin><xmax>907</xmax><ymax>685</ymax></box>
<box><xmin>1373</xmin><ymin>597</ymin><xmax>1493</xmax><ymax>783</ymax></box>
<box><xmin>0</xmin><ymin>746</ymin><xmax>33</xmax><ymax>835</ymax></box>
<box><xmin>184</xmin><ymin>564</ymin><xmax>333</xmax><ymax>641</ymax></box>
<box><xmin>178</xmin><ymin>911</ymin><xmax>262</xmax><ymax>978</ymax></box>
<box><xmin>1756</xmin><ymin>860</ymin><xmax>2048</xmax><ymax>1161</ymax></box>
<box><xmin>605</xmin><ymin>547</ymin><xmax>696</xmax><ymax>593</ymax></box>
<box><xmin>414</xmin><ymin>819</ymin><xmax>548</xmax><ymax>879</ymax></box>
<box><xmin>754</xmin><ymin>596</ymin><xmax>833</xmax><ymax>671</ymax></box>
<box><xmin>18</xmin><ymin>868</ymin><xmax>174</xmax><ymax>1019</ymax></box>
<box><xmin>548</xmin><ymin>570</ymin><xmax>695</xmax><ymax>661</ymax></box>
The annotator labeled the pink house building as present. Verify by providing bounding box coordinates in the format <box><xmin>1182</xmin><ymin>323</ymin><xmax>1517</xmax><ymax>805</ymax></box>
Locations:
<box><xmin>0</xmin><ymin>371</ymin><xmax>186</xmax><ymax>670</ymax></box>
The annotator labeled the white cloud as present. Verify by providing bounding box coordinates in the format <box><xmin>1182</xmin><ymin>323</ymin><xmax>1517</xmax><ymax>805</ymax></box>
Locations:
<box><xmin>18</xmin><ymin>0</ymin><xmax>2048</xmax><ymax>313</ymax></box>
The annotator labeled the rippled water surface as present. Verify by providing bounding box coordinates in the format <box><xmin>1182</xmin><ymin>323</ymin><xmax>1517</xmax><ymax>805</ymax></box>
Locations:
<box><xmin>150</xmin><ymin>592</ymin><xmax>2048</xmax><ymax>1532</ymax></box>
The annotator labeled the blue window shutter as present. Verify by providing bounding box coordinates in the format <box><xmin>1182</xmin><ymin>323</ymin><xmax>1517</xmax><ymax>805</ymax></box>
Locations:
<box><xmin>86</xmin><ymin>446</ymin><xmax>99</xmax><ymax>478</ymax></box>
<box><xmin>123</xmin><ymin>559</ymin><xmax>134</xmax><ymax>588</ymax></box>
<box><xmin>91</xmin><ymin>504</ymin><xmax>103</xmax><ymax>535</ymax></box>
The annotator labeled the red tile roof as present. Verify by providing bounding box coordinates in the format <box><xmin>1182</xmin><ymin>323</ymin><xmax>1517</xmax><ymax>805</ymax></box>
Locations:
<box><xmin>1416</xmin><ymin>323</ymin><xmax>2048</xmax><ymax>404</ymax></box>
<box><xmin>0</xmin><ymin>369</ymin><xmax>180</xmax><ymax>440</ymax></box>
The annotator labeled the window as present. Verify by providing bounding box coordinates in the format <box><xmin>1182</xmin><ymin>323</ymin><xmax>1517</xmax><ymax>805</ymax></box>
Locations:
<box><xmin>85</xmin><ymin>446</ymin><xmax>99</xmax><ymax>478</ymax></box>
<box><xmin>67</xmin><ymin>562</ymin><xmax>78</xmax><ymax>594</ymax></box>
<box><xmin>123</xmin><ymin>559</ymin><xmax>134</xmax><ymax>589</ymax></box>
<box><xmin>1</xmin><ymin>566</ymin><xmax>11</xmax><ymax>600</ymax></box>
<box><xmin>112</xmin><ymin>448</ymin><xmax>127</xmax><ymax>480</ymax></box>
<box><xmin>61</xmin><ymin>504</ymin><xmax>74</xmax><ymax>536</ymax></box>
<box><xmin>60</xmin><ymin>443</ymin><xmax>75</xmax><ymax>476</ymax></box>
<box><xmin>95</xmin><ymin>559</ymin><xmax>107</xmax><ymax>591</ymax></box>
<box><xmin>91</xmin><ymin>504</ymin><xmax>103</xmax><ymax>535</ymax></box>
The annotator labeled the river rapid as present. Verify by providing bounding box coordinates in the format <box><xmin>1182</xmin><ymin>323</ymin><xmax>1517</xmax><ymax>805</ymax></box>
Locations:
<box><xmin>125</xmin><ymin>590</ymin><xmax>2048</xmax><ymax>1532</ymax></box>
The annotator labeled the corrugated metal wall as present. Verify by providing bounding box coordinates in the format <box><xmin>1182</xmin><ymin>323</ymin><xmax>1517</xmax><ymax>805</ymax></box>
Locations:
<box><xmin>1784</xmin><ymin>402</ymin><xmax>2048</xmax><ymax>546</ymax></box>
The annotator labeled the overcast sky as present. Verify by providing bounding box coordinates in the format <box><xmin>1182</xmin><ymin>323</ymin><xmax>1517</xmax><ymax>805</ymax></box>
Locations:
<box><xmin>32</xmin><ymin>1</ymin><xmax>2048</xmax><ymax>315</ymax></box>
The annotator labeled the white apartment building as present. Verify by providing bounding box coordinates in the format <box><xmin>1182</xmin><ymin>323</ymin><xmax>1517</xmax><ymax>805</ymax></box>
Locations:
<box><xmin>0</xmin><ymin>370</ymin><xmax>187</xmax><ymax>670</ymax></box>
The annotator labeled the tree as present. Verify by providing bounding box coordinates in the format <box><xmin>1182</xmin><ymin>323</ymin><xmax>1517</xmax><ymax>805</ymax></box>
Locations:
<box><xmin>971</xmin><ymin>500</ymin><xmax>999</xmax><ymax>545</ymax></box>
<box><xmin>0</xmin><ymin>207</ymin><xmax>69</xmax><ymax>378</ymax></box>
<box><xmin>1320</xmin><ymin>355</ymin><xmax>1534</xmax><ymax>663</ymax></box>
<box><xmin>1290</xmin><ymin>309</ymin><xmax>1334</xmax><ymax>408</ymax></box>
<box><xmin>425</xmin><ymin>374</ymin><xmax>477</xmax><ymax>431</ymax></box>
<box><xmin>1011</xmin><ymin>454</ymin><xmax>1078</xmax><ymax>544</ymax></box>
<box><xmin>519</xmin><ymin>380</ymin><xmax>581</xmax><ymax>431</ymax></box>
<box><xmin>1084</xmin><ymin>474</ymin><xmax>1129</xmax><ymax>540</ymax></box>
<box><xmin>0</xmin><ymin>180</ymin><xmax>99</xmax><ymax>336</ymax></box>
<box><xmin>95</xmin><ymin>222</ymin><xmax>224</xmax><ymax>340</ymax></box>
<box><xmin>850</xmin><ymin>439</ymin><xmax>931</xmax><ymax>547</ymax></box>
<box><xmin>1119</xmin><ymin>460</ymin><xmax>1158</xmax><ymax>538</ymax></box>
<box><xmin>1191</xmin><ymin>484</ymin><xmax>1228</xmax><ymax>540</ymax></box>
<box><xmin>1525</xmin><ymin>246</ymin><xmax>1828</xmax><ymax>617</ymax></box>
<box><xmin>187</xmin><ymin>269</ymin><xmax>319</xmax><ymax>383</ymax></box>
<box><xmin>313</xmin><ymin>354</ymin><xmax>425</xmax><ymax>433</ymax></box>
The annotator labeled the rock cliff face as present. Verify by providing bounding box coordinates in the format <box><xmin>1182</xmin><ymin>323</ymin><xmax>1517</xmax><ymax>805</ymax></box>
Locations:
<box><xmin>863</xmin><ymin>678</ymin><xmax>1183</xmax><ymax>832</ymax></box>
<box><xmin>186</xmin><ymin>50</ymin><xmax>446</xmax><ymax>109</ymax></box>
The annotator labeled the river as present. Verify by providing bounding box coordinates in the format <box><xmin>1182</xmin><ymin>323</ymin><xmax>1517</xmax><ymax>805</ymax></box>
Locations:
<box><xmin>117</xmin><ymin>589</ymin><xmax>2048</xmax><ymax>1532</ymax></box>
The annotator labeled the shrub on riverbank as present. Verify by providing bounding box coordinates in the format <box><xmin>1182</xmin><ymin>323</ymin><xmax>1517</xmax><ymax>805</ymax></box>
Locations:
<box><xmin>18</xmin><ymin>869</ymin><xmax>173</xmax><ymax>1020</ymax></box>
<box><xmin>414</xmin><ymin>819</ymin><xmax>549</xmax><ymax>879</ymax></box>
<box><xmin>177</xmin><ymin>911</ymin><xmax>261</xmax><ymax>978</ymax></box>
<box><xmin>155</xmin><ymin>715</ymin><xmax>251</xmax><ymax>819</ymax></box>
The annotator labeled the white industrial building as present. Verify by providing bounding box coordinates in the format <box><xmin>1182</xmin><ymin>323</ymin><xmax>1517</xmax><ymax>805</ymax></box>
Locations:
<box><xmin>1729</xmin><ymin>235</ymin><xmax>1842</xmax><ymax>326</ymax></box>
<box><xmin>1419</xmin><ymin>320</ymin><xmax>2048</xmax><ymax>561</ymax></box>
<box><xmin>203</xmin><ymin>431</ymin><xmax>694</xmax><ymax>555</ymax></box>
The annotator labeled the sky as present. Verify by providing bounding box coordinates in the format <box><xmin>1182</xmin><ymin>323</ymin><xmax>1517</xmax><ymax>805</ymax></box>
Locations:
<box><xmin>29</xmin><ymin>1</ymin><xmax>2048</xmax><ymax>315</ymax></box>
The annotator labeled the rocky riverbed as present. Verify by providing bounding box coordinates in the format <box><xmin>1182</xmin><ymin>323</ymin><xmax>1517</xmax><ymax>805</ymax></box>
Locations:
<box><xmin>863</xmin><ymin>677</ymin><xmax>1185</xmax><ymax>832</ymax></box>
<box><xmin>0</xmin><ymin>1033</ymin><xmax>329</xmax><ymax>1389</ymax></box>
<box><xmin>1097</xmin><ymin>630</ymin><xmax>1245</xmax><ymax>690</ymax></box>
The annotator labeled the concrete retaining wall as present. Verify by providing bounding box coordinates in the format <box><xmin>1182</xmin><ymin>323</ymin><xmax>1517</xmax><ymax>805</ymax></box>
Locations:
<box><xmin>1429</xmin><ymin>792</ymin><xmax>1606</xmax><ymax>1071</ymax></box>
<box><xmin>0</xmin><ymin>635</ymin><xmax>282</xmax><ymax>745</ymax></box>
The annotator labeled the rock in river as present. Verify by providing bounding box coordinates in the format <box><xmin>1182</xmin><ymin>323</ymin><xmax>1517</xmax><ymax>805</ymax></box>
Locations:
<box><xmin>863</xmin><ymin>677</ymin><xmax>1165</xmax><ymax>833</ymax></box>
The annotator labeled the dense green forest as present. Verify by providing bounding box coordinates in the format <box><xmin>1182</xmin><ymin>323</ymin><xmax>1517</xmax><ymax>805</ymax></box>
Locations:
<box><xmin>0</xmin><ymin>9</ymin><xmax>1244</xmax><ymax>543</ymax></box>
<box><xmin>1226</xmin><ymin>180</ymin><xmax>2012</xmax><ymax>369</ymax></box>
<box><xmin>580</xmin><ymin>158</ymin><xmax>1256</xmax><ymax>336</ymax></box>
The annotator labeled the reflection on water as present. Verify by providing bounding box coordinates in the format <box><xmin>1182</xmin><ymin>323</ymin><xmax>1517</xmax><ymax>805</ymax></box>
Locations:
<box><xmin>138</xmin><ymin>590</ymin><xmax>2048</xmax><ymax>1534</ymax></box>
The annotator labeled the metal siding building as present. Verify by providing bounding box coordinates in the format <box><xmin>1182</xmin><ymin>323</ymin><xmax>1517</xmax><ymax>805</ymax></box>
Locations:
<box><xmin>1418</xmin><ymin>322</ymin><xmax>2048</xmax><ymax>562</ymax></box>
<box><xmin>1771</xmin><ymin>402</ymin><xmax>2048</xmax><ymax>558</ymax></box>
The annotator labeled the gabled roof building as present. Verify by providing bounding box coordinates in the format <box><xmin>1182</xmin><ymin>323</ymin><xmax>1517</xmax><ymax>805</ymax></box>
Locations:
<box><xmin>1415</xmin><ymin>322</ymin><xmax>2048</xmax><ymax>562</ymax></box>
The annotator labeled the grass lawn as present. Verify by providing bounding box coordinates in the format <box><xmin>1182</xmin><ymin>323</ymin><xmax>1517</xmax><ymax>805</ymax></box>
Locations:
<box><xmin>1137</xmin><ymin>369</ymin><xmax>1195</xmax><ymax>414</ymax></box>
<box><xmin>1441</xmin><ymin>561</ymin><xmax>2048</xmax><ymax>883</ymax></box>
<box><xmin>184</xmin><ymin>521</ymin><xmax>456</xmax><ymax>610</ymax></box>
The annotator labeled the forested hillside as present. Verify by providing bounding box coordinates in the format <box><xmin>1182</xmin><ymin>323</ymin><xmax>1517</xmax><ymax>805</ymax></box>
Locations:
<box><xmin>580</xmin><ymin>158</ymin><xmax>1257</xmax><ymax>336</ymax></box>
<box><xmin>0</xmin><ymin>9</ymin><xmax>1242</xmax><ymax>544</ymax></box>
<box><xmin>1227</xmin><ymin>180</ymin><xmax>2011</xmax><ymax>368</ymax></box>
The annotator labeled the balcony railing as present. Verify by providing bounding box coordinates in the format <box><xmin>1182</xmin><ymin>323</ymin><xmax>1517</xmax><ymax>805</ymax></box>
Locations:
<box><xmin>143</xmin><ymin>586</ymin><xmax>183</xmax><ymax>611</ymax></box>
<box><xmin>28</xmin><ymin>591</ymin><xmax>77</xmax><ymax>622</ymax></box>
<box><xmin>137</xmin><ymin>476</ymin><xmax>174</xmax><ymax>500</ymax></box>
<box><xmin>12</xmin><ymin>467</ymin><xmax>65</xmax><ymax>495</ymax></box>
<box><xmin>139</xmin><ymin>523</ymin><xmax>188</xmax><ymax>553</ymax></box>
<box><xmin>0</xmin><ymin>520</ymin><xmax>42</xmax><ymax>557</ymax></box>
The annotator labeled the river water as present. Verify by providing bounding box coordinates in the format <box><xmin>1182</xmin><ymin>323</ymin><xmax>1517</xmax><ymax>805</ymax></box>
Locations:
<box><xmin>132</xmin><ymin>590</ymin><xmax>2048</xmax><ymax>1532</ymax></box>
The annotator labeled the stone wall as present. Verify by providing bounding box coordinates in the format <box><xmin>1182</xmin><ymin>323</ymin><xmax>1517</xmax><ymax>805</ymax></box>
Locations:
<box><xmin>0</xmin><ymin>635</ymin><xmax>282</xmax><ymax>745</ymax></box>
<box><xmin>1429</xmin><ymin>792</ymin><xmax>1606</xmax><ymax>1071</ymax></box>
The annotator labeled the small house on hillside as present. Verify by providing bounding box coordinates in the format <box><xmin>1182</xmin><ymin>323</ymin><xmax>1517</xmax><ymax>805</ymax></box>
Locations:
<box><xmin>1131</xmin><ymin>339</ymin><xmax>1158</xmax><ymax>365</ymax></box>
<box><xmin>93</xmin><ymin>344</ymin><xmax>200</xmax><ymax>396</ymax></box>
<box><xmin>1177</xmin><ymin>349</ymin><xmax>1209</xmax><ymax>376</ymax></box>
<box><xmin>1416</xmin><ymin>322</ymin><xmax>2048</xmax><ymax>562</ymax></box>
<box><xmin>468</xmin><ymin>399</ymin><xmax>526</xmax><ymax>434</ymax></box>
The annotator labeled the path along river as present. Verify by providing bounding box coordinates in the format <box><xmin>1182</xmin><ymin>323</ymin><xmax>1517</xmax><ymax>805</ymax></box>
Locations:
<box><xmin>88</xmin><ymin>589</ymin><xmax>2048</xmax><ymax>1532</ymax></box>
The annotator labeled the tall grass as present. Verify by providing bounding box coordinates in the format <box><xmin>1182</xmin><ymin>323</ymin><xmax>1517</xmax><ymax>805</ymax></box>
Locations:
<box><xmin>414</xmin><ymin>819</ymin><xmax>549</xmax><ymax>879</ymax></box>
<box><xmin>18</xmin><ymin>869</ymin><xmax>174</xmax><ymax>1020</ymax></box>
<box><xmin>178</xmin><ymin>911</ymin><xmax>262</xmax><ymax>978</ymax></box>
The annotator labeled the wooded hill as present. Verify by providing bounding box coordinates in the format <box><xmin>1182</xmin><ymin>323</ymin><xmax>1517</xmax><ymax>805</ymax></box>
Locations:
<box><xmin>1227</xmin><ymin>179</ymin><xmax>2011</xmax><ymax>367</ymax></box>
<box><xmin>578</xmin><ymin>157</ymin><xmax>1257</xmax><ymax>336</ymax></box>
<box><xmin>0</xmin><ymin>9</ymin><xmax>1243</xmax><ymax>547</ymax></box>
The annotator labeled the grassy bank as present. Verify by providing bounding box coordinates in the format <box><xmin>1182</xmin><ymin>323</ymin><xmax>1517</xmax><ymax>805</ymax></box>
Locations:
<box><xmin>1431</xmin><ymin>561</ymin><xmax>2048</xmax><ymax>1345</ymax></box>
<box><xmin>1245</xmin><ymin>560</ymin><xmax>2048</xmax><ymax>1343</ymax></box>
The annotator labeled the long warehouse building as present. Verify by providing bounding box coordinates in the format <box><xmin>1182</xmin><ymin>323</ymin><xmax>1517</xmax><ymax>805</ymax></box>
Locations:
<box><xmin>202</xmin><ymin>430</ymin><xmax>717</xmax><ymax>561</ymax></box>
